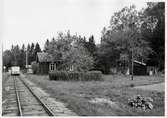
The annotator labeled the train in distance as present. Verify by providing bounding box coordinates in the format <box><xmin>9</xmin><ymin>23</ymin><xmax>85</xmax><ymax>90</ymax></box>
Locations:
<box><xmin>11</xmin><ymin>66</ymin><xmax>20</xmax><ymax>76</ymax></box>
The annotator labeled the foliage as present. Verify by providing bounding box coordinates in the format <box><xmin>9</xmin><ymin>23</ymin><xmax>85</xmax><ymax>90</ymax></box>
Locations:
<box><xmin>44</xmin><ymin>39</ymin><xmax>50</xmax><ymax>52</ymax></box>
<box><xmin>85</xmin><ymin>35</ymin><xmax>97</xmax><ymax>57</ymax></box>
<box><xmin>142</xmin><ymin>2</ymin><xmax>165</xmax><ymax>70</ymax></box>
<box><xmin>63</xmin><ymin>42</ymin><xmax>94</xmax><ymax>72</ymax></box>
<box><xmin>95</xmin><ymin>42</ymin><xmax>119</xmax><ymax>74</ymax></box>
<box><xmin>3</xmin><ymin>43</ymin><xmax>41</xmax><ymax>69</ymax></box>
<box><xmin>109</xmin><ymin>5</ymin><xmax>152</xmax><ymax>60</ymax></box>
<box><xmin>45</xmin><ymin>31</ymin><xmax>94</xmax><ymax>72</ymax></box>
<box><xmin>97</xmin><ymin>5</ymin><xmax>153</xmax><ymax>74</ymax></box>
<box><xmin>34</xmin><ymin>43</ymin><xmax>41</xmax><ymax>58</ymax></box>
<box><xmin>11</xmin><ymin>45</ymin><xmax>21</xmax><ymax>66</ymax></box>
<box><xmin>45</xmin><ymin>32</ymin><xmax>73</xmax><ymax>61</ymax></box>
<box><xmin>109</xmin><ymin>5</ymin><xmax>144</xmax><ymax>32</ymax></box>
<box><xmin>111</xmin><ymin>29</ymin><xmax>152</xmax><ymax>61</ymax></box>
<box><xmin>19</xmin><ymin>44</ymin><xmax>26</xmax><ymax>68</ymax></box>
<box><xmin>28</xmin><ymin>43</ymin><xmax>35</xmax><ymax>64</ymax></box>
<box><xmin>27</xmin><ymin>42</ymin><xmax>41</xmax><ymax>64</ymax></box>
<box><xmin>49</xmin><ymin>71</ymin><xmax>103</xmax><ymax>81</ymax></box>
<box><xmin>3</xmin><ymin>50</ymin><xmax>13</xmax><ymax>69</ymax></box>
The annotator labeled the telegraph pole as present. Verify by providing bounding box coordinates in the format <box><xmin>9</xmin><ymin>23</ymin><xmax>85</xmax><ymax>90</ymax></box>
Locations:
<box><xmin>131</xmin><ymin>49</ymin><xmax>134</xmax><ymax>80</ymax></box>
<box><xmin>130</xmin><ymin>22</ymin><xmax>135</xmax><ymax>80</ymax></box>
<box><xmin>26</xmin><ymin>49</ymin><xmax>28</xmax><ymax>68</ymax></box>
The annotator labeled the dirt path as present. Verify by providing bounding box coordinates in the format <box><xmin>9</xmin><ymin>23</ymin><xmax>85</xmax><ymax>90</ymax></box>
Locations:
<box><xmin>134</xmin><ymin>82</ymin><xmax>165</xmax><ymax>92</ymax></box>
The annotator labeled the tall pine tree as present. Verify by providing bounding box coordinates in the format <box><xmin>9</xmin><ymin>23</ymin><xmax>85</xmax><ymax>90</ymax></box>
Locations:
<box><xmin>34</xmin><ymin>42</ymin><xmax>41</xmax><ymax>58</ymax></box>
<box><xmin>44</xmin><ymin>39</ymin><xmax>50</xmax><ymax>52</ymax></box>
<box><xmin>19</xmin><ymin>44</ymin><xmax>26</xmax><ymax>68</ymax></box>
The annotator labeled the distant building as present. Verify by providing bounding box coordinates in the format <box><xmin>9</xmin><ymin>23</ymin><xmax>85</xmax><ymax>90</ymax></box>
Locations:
<box><xmin>36</xmin><ymin>52</ymin><xmax>57</xmax><ymax>74</ymax></box>
<box><xmin>116</xmin><ymin>60</ymin><xmax>147</xmax><ymax>75</ymax></box>
<box><xmin>133</xmin><ymin>60</ymin><xmax>147</xmax><ymax>75</ymax></box>
<box><xmin>34</xmin><ymin>52</ymin><xmax>75</xmax><ymax>74</ymax></box>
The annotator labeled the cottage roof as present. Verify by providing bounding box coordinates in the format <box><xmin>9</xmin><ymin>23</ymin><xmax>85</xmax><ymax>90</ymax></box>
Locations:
<box><xmin>37</xmin><ymin>52</ymin><xmax>53</xmax><ymax>62</ymax></box>
<box><xmin>117</xmin><ymin>59</ymin><xmax>146</xmax><ymax>66</ymax></box>
<box><xmin>134</xmin><ymin>60</ymin><xmax>146</xmax><ymax>66</ymax></box>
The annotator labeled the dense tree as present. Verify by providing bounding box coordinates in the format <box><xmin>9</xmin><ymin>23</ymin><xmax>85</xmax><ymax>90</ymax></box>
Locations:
<box><xmin>95</xmin><ymin>46</ymin><xmax>119</xmax><ymax>74</ymax></box>
<box><xmin>11</xmin><ymin>45</ymin><xmax>21</xmax><ymax>65</ymax></box>
<box><xmin>19</xmin><ymin>44</ymin><xmax>26</xmax><ymax>68</ymax></box>
<box><xmin>3</xmin><ymin>50</ymin><xmax>13</xmax><ymax>69</ymax></box>
<box><xmin>45</xmin><ymin>32</ymin><xmax>73</xmax><ymax>61</ymax></box>
<box><xmin>109</xmin><ymin>5</ymin><xmax>144</xmax><ymax>32</ymax></box>
<box><xmin>86</xmin><ymin>35</ymin><xmax>97</xmax><ymax>57</ymax></box>
<box><xmin>96</xmin><ymin>31</ymin><xmax>121</xmax><ymax>74</ymax></box>
<box><xmin>26</xmin><ymin>43</ymin><xmax>31</xmax><ymax>64</ymax></box>
<box><xmin>28</xmin><ymin>43</ymin><xmax>35</xmax><ymax>64</ymax></box>
<box><xmin>3</xmin><ymin>42</ymin><xmax>41</xmax><ymax>69</ymax></box>
<box><xmin>34</xmin><ymin>43</ymin><xmax>41</xmax><ymax>57</ymax></box>
<box><xmin>97</xmin><ymin>5</ymin><xmax>152</xmax><ymax>75</ymax></box>
<box><xmin>45</xmin><ymin>31</ymin><xmax>94</xmax><ymax>72</ymax></box>
<box><xmin>27</xmin><ymin>43</ymin><xmax>31</xmax><ymax>51</ymax></box>
<box><xmin>44</xmin><ymin>39</ymin><xmax>50</xmax><ymax>52</ymax></box>
<box><xmin>142</xmin><ymin>2</ymin><xmax>165</xmax><ymax>71</ymax></box>
<box><xmin>64</xmin><ymin>43</ymin><xmax>94</xmax><ymax>72</ymax></box>
<box><xmin>30</xmin><ymin>43</ymin><xmax>35</xmax><ymax>51</ymax></box>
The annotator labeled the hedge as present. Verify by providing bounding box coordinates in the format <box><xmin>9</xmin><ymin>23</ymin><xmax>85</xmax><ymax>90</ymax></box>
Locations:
<box><xmin>49</xmin><ymin>71</ymin><xmax>103</xmax><ymax>81</ymax></box>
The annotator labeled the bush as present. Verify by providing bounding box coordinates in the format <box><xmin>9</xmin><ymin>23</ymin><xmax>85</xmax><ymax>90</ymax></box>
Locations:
<box><xmin>49</xmin><ymin>71</ymin><xmax>103</xmax><ymax>81</ymax></box>
<box><xmin>128</xmin><ymin>95</ymin><xmax>154</xmax><ymax>111</ymax></box>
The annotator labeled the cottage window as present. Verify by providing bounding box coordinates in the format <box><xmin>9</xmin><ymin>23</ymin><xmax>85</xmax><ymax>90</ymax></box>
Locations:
<box><xmin>50</xmin><ymin>63</ymin><xmax>55</xmax><ymax>71</ymax></box>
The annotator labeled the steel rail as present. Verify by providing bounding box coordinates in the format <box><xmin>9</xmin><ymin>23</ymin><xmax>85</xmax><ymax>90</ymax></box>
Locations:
<box><xmin>18</xmin><ymin>76</ymin><xmax>55</xmax><ymax>116</ymax></box>
<box><xmin>13</xmin><ymin>76</ymin><xmax>23</xmax><ymax>116</ymax></box>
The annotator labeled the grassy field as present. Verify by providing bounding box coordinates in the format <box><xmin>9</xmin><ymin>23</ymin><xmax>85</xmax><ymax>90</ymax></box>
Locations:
<box><xmin>25</xmin><ymin>74</ymin><xmax>164</xmax><ymax>116</ymax></box>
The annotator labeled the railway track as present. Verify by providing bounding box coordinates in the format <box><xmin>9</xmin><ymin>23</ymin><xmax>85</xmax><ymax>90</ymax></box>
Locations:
<box><xmin>3</xmin><ymin>74</ymin><xmax>76</xmax><ymax>116</ymax></box>
<box><xmin>3</xmin><ymin>75</ymin><xmax>55</xmax><ymax>116</ymax></box>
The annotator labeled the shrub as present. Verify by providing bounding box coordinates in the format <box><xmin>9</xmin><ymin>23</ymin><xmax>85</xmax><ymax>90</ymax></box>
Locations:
<box><xmin>128</xmin><ymin>95</ymin><xmax>154</xmax><ymax>111</ymax></box>
<box><xmin>83</xmin><ymin>71</ymin><xmax>102</xmax><ymax>81</ymax></box>
<box><xmin>49</xmin><ymin>71</ymin><xmax>102</xmax><ymax>81</ymax></box>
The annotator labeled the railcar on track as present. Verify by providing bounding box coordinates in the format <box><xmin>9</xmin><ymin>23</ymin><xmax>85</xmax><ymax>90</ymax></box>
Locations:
<box><xmin>11</xmin><ymin>66</ymin><xmax>20</xmax><ymax>75</ymax></box>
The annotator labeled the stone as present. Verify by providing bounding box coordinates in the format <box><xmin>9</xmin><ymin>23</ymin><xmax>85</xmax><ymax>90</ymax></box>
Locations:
<box><xmin>146</xmin><ymin>102</ymin><xmax>153</xmax><ymax>110</ymax></box>
<box><xmin>146</xmin><ymin>97</ymin><xmax>153</xmax><ymax>102</ymax></box>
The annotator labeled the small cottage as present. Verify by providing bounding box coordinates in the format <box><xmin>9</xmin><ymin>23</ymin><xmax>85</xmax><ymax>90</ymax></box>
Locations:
<box><xmin>116</xmin><ymin>60</ymin><xmax>147</xmax><ymax>75</ymax></box>
<box><xmin>36</xmin><ymin>52</ymin><xmax>57</xmax><ymax>74</ymax></box>
<box><xmin>35</xmin><ymin>52</ymin><xmax>75</xmax><ymax>74</ymax></box>
<box><xmin>133</xmin><ymin>60</ymin><xmax>147</xmax><ymax>75</ymax></box>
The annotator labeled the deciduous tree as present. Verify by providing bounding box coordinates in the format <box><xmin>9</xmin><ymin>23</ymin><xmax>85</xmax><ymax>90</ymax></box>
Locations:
<box><xmin>142</xmin><ymin>2</ymin><xmax>165</xmax><ymax>71</ymax></box>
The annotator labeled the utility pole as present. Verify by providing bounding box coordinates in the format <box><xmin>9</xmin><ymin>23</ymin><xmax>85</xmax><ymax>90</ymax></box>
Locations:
<box><xmin>26</xmin><ymin>49</ymin><xmax>28</xmax><ymax>68</ymax></box>
<box><xmin>131</xmin><ymin>49</ymin><xmax>134</xmax><ymax>80</ymax></box>
<box><xmin>130</xmin><ymin>22</ymin><xmax>135</xmax><ymax>80</ymax></box>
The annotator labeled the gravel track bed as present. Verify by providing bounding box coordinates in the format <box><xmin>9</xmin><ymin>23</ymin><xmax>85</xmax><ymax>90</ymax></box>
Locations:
<box><xmin>2</xmin><ymin>75</ymin><xmax>49</xmax><ymax>116</ymax></box>
<box><xmin>21</xmin><ymin>74</ymin><xmax>77</xmax><ymax>116</ymax></box>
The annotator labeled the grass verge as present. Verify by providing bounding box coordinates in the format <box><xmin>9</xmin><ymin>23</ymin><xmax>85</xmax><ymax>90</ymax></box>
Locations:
<box><xmin>25</xmin><ymin>74</ymin><xmax>164</xmax><ymax>116</ymax></box>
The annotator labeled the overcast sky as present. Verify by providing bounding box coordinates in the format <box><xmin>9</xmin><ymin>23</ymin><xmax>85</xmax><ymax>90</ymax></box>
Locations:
<box><xmin>2</xmin><ymin>0</ymin><xmax>148</xmax><ymax>50</ymax></box>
